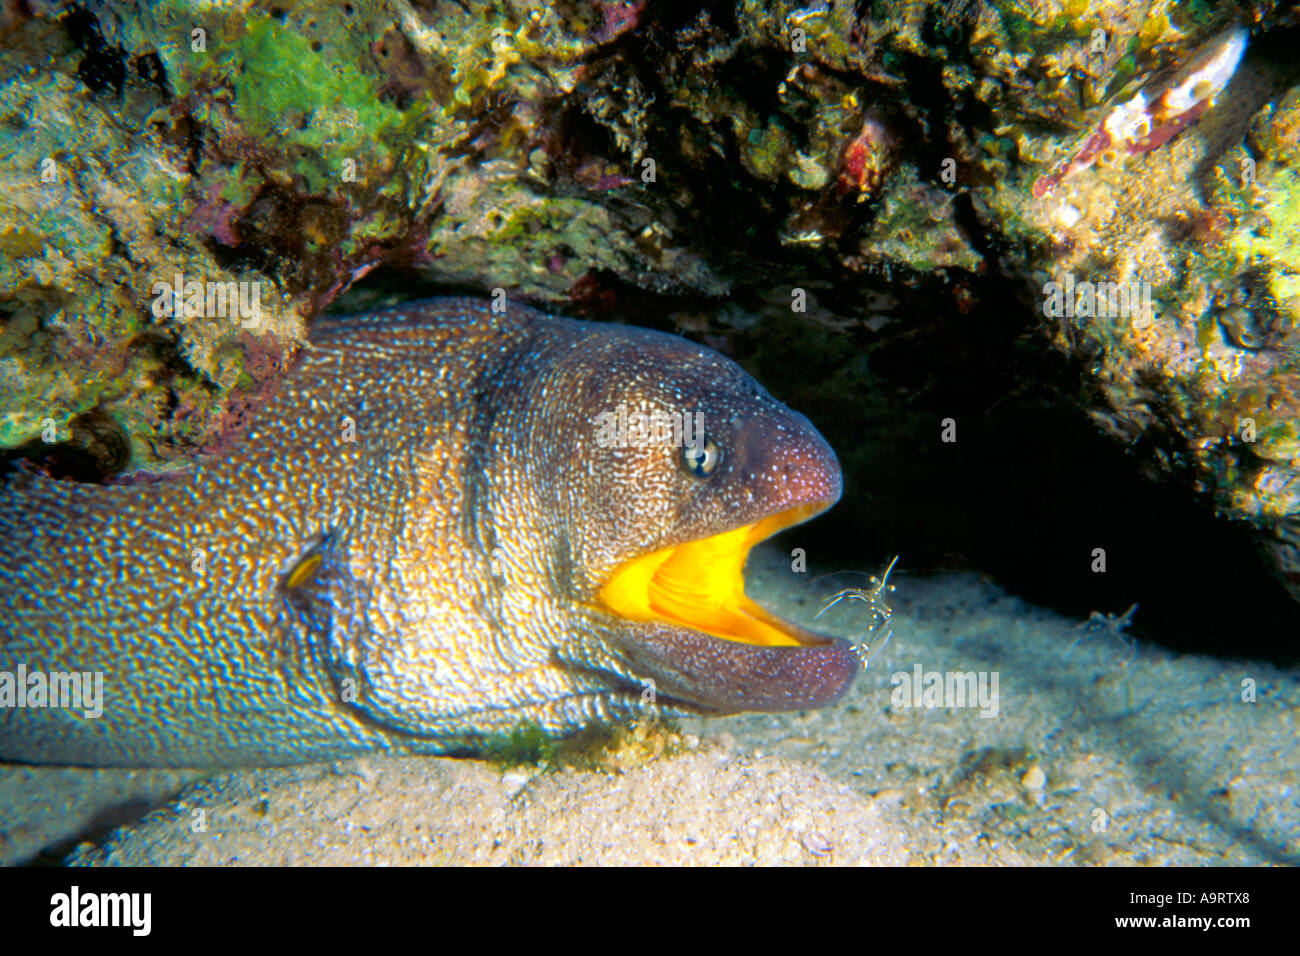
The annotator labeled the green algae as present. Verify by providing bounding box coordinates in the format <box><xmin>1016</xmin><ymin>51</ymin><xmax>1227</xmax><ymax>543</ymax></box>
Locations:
<box><xmin>481</xmin><ymin>718</ymin><xmax>689</xmax><ymax>773</ymax></box>
<box><xmin>227</xmin><ymin>14</ymin><xmax>405</xmax><ymax>196</ymax></box>
<box><xmin>1227</xmin><ymin>165</ymin><xmax>1300</xmax><ymax>326</ymax></box>
<box><xmin>482</xmin><ymin>722</ymin><xmax>558</xmax><ymax>768</ymax></box>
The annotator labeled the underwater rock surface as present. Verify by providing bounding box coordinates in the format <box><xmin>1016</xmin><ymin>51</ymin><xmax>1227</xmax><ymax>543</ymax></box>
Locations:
<box><xmin>5</xmin><ymin>1</ymin><xmax>1300</xmax><ymax>599</ymax></box>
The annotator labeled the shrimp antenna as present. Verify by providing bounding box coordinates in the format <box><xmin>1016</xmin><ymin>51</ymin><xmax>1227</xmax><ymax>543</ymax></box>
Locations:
<box><xmin>813</xmin><ymin>555</ymin><xmax>900</xmax><ymax>670</ymax></box>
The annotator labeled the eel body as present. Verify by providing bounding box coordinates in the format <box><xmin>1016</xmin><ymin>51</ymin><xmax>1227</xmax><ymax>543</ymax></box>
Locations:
<box><xmin>0</xmin><ymin>297</ymin><xmax>857</xmax><ymax>766</ymax></box>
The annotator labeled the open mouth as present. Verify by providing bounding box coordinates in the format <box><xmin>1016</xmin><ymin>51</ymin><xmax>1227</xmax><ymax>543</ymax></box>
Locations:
<box><xmin>598</xmin><ymin>502</ymin><xmax>830</xmax><ymax>647</ymax></box>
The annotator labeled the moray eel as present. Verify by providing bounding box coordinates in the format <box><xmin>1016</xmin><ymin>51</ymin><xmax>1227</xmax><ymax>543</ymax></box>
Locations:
<box><xmin>0</xmin><ymin>297</ymin><xmax>856</xmax><ymax>767</ymax></box>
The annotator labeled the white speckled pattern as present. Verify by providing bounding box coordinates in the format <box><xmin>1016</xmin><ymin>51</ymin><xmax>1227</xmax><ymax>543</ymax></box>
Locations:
<box><xmin>0</xmin><ymin>297</ymin><xmax>854</xmax><ymax>767</ymax></box>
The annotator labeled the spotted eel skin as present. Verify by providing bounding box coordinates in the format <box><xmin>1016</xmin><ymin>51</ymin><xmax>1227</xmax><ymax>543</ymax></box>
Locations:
<box><xmin>0</xmin><ymin>297</ymin><xmax>856</xmax><ymax>767</ymax></box>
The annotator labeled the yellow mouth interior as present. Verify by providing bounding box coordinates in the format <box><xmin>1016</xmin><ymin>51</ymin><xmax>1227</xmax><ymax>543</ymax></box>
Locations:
<box><xmin>598</xmin><ymin>503</ymin><xmax>823</xmax><ymax>647</ymax></box>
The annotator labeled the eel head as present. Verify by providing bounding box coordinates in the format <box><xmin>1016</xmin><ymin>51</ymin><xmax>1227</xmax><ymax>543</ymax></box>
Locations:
<box><xmin>533</xmin><ymin>322</ymin><xmax>859</xmax><ymax>716</ymax></box>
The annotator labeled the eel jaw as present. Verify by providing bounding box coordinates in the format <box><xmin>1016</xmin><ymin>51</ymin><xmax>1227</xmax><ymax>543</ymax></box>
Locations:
<box><xmin>597</xmin><ymin>501</ymin><xmax>861</xmax><ymax>713</ymax></box>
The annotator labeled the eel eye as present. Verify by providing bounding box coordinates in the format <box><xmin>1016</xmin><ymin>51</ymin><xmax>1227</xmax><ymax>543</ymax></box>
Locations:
<box><xmin>682</xmin><ymin>438</ymin><xmax>721</xmax><ymax>478</ymax></box>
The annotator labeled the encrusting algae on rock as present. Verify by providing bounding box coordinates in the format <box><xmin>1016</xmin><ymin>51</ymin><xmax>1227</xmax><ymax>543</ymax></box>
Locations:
<box><xmin>7</xmin><ymin>0</ymin><xmax>1300</xmax><ymax>609</ymax></box>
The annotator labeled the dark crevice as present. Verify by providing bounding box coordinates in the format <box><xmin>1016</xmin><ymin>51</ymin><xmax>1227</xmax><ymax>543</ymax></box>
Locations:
<box><xmin>64</xmin><ymin>7</ymin><xmax>126</xmax><ymax>96</ymax></box>
<box><xmin>2</xmin><ymin>408</ymin><xmax>132</xmax><ymax>483</ymax></box>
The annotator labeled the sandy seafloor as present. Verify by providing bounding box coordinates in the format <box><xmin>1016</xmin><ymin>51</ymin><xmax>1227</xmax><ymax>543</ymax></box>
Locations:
<box><xmin>1</xmin><ymin>546</ymin><xmax>1296</xmax><ymax>866</ymax></box>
